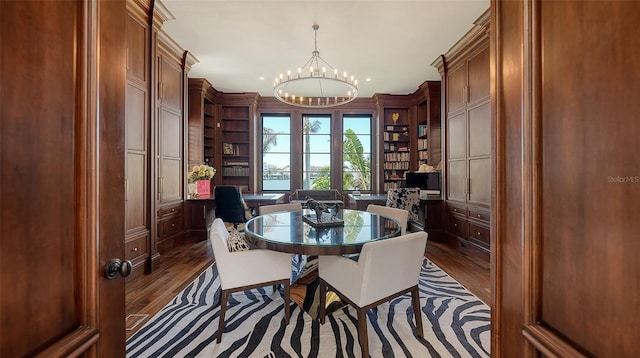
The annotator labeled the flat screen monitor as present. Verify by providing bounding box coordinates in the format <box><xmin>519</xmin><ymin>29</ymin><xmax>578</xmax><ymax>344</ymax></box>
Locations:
<box><xmin>405</xmin><ymin>172</ymin><xmax>440</xmax><ymax>194</ymax></box>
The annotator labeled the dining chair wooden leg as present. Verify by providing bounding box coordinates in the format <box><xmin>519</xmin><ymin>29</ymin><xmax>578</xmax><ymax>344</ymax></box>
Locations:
<box><xmin>318</xmin><ymin>279</ymin><xmax>327</xmax><ymax>324</ymax></box>
<box><xmin>283</xmin><ymin>280</ymin><xmax>291</xmax><ymax>325</ymax></box>
<box><xmin>411</xmin><ymin>285</ymin><xmax>424</xmax><ymax>338</ymax></box>
<box><xmin>357</xmin><ymin>308</ymin><xmax>369</xmax><ymax>358</ymax></box>
<box><xmin>217</xmin><ymin>289</ymin><xmax>228</xmax><ymax>343</ymax></box>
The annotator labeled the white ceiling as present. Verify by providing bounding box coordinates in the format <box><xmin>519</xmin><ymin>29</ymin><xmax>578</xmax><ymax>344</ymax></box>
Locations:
<box><xmin>161</xmin><ymin>0</ymin><xmax>489</xmax><ymax>98</ymax></box>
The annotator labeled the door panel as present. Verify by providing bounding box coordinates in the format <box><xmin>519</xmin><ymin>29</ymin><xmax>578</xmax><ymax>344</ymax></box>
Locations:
<box><xmin>467</xmin><ymin>46</ymin><xmax>490</xmax><ymax>103</ymax></box>
<box><xmin>0</xmin><ymin>1</ymin><xmax>126</xmax><ymax>356</ymax></box>
<box><xmin>447</xmin><ymin>64</ymin><xmax>467</xmax><ymax>113</ymax></box>
<box><xmin>447</xmin><ymin>111</ymin><xmax>467</xmax><ymax>159</ymax></box>
<box><xmin>447</xmin><ymin>160</ymin><xmax>467</xmax><ymax>202</ymax></box>
<box><xmin>536</xmin><ymin>1</ymin><xmax>640</xmax><ymax>356</ymax></box>
<box><xmin>469</xmin><ymin>158</ymin><xmax>490</xmax><ymax>205</ymax></box>
<box><xmin>468</xmin><ymin>102</ymin><xmax>491</xmax><ymax>157</ymax></box>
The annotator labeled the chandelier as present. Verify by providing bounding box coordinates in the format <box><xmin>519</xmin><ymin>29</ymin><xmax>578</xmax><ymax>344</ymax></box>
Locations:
<box><xmin>273</xmin><ymin>24</ymin><xmax>358</xmax><ymax>108</ymax></box>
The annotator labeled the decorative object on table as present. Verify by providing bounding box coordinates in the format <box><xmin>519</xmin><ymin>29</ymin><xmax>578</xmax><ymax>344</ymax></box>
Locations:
<box><xmin>352</xmin><ymin>177</ymin><xmax>362</xmax><ymax>195</ymax></box>
<box><xmin>303</xmin><ymin>198</ymin><xmax>343</xmax><ymax>227</ymax></box>
<box><xmin>187</xmin><ymin>163</ymin><xmax>216</xmax><ymax>197</ymax></box>
<box><xmin>392</xmin><ymin>112</ymin><xmax>399</xmax><ymax>123</ymax></box>
<box><xmin>418</xmin><ymin>163</ymin><xmax>435</xmax><ymax>172</ymax></box>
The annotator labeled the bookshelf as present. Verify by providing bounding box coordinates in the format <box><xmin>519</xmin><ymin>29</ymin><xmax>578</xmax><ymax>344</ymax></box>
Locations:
<box><xmin>416</xmin><ymin>81</ymin><xmax>441</xmax><ymax>168</ymax></box>
<box><xmin>383</xmin><ymin>108</ymin><xmax>410</xmax><ymax>192</ymax></box>
<box><xmin>220</xmin><ymin>105</ymin><xmax>250</xmax><ymax>192</ymax></box>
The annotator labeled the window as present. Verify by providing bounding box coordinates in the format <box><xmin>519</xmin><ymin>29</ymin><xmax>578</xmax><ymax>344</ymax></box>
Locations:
<box><xmin>302</xmin><ymin>115</ymin><xmax>331</xmax><ymax>189</ymax></box>
<box><xmin>343</xmin><ymin>115</ymin><xmax>372</xmax><ymax>191</ymax></box>
<box><xmin>262</xmin><ymin>115</ymin><xmax>291</xmax><ymax>191</ymax></box>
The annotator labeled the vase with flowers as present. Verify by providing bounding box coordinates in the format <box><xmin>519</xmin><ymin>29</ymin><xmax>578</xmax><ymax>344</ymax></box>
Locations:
<box><xmin>187</xmin><ymin>163</ymin><xmax>216</xmax><ymax>198</ymax></box>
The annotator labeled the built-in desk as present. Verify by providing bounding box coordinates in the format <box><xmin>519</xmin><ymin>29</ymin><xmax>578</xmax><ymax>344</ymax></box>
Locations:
<box><xmin>186</xmin><ymin>193</ymin><xmax>285</xmax><ymax>240</ymax></box>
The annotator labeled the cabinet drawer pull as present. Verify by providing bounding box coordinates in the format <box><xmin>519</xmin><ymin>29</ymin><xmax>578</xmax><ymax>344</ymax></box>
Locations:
<box><xmin>454</xmin><ymin>223</ymin><xmax>458</xmax><ymax>227</ymax></box>
<box><xmin>131</xmin><ymin>247</ymin><xmax>138</xmax><ymax>252</ymax></box>
<box><xmin>171</xmin><ymin>208</ymin><xmax>176</xmax><ymax>212</ymax></box>
<box><xmin>477</xmin><ymin>231</ymin><xmax>481</xmax><ymax>236</ymax></box>
<box><xmin>171</xmin><ymin>223</ymin><xmax>175</xmax><ymax>227</ymax></box>
<box><xmin>477</xmin><ymin>214</ymin><xmax>482</xmax><ymax>218</ymax></box>
<box><xmin>453</xmin><ymin>208</ymin><xmax>458</xmax><ymax>212</ymax></box>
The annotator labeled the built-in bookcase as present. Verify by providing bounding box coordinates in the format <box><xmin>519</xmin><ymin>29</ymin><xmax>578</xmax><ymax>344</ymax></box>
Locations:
<box><xmin>220</xmin><ymin>105</ymin><xmax>250</xmax><ymax>192</ymax></box>
<box><xmin>382</xmin><ymin>108</ymin><xmax>410</xmax><ymax>192</ymax></box>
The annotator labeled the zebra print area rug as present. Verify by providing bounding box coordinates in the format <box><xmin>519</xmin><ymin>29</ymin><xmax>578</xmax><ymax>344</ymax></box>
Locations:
<box><xmin>126</xmin><ymin>259</ymin><xmax>490</xmax><ymax>357</ymax></box>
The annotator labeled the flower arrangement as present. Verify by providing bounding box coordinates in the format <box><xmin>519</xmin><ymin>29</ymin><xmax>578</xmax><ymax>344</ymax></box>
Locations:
<box><xmin>188</xmin><ymin>164</ymin><xmax>216</xmax><ymax>183</ymax></box>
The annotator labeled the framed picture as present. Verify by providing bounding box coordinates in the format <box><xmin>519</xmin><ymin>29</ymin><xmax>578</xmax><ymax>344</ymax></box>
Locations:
<box><xmin>223</xmin><ymin>143</ymin><xmax>233</xmax><ymax>155</ymax></box>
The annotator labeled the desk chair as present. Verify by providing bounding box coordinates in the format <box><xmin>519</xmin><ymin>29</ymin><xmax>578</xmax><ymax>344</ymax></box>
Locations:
<box><xmin>386</xmin><ymin>188</ymin><xmax>420</xmax><ymax>223</ymax></box>
<box><xmin>318</xmin><ymin>231</ymin><xmax>428</xmax><ymax>358</ymax></box>
<box><xmin>208</xmin><ymin>218</ymin><xmax>292</xmax><ymax>343</ymax></box>
<box><xmin>214</xmin><ymin>185</ymin><xmax>249</xmax><ymax>229</ymax></box>
<box><xmin>366</xmin><ymin>204</ymin><xmax>409</xmax><ymax>235</ymax></box>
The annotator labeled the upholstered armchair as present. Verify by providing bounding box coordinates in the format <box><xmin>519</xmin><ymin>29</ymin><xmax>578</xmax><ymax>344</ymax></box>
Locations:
<box><xmin>258</xmin><ymin>202</ymin><xmax>302</xmax><ymax>215</ymax></box>
<box><xmin>318</xmin><ymin>231</ymin><xmax>428</xmax><ymax>358</ymax></box>
<box><xmin>208</xmin><ymin>218</ymin><xmax>293</xmax><ymax>343</ymax></box>
<box><xmin>386</xmin><ymin>187</ymin><xmax>420</xmax><ymax>223</ymax></box>
<box><xmin>366</xmin><ymin>204</ymin><xmax>409</xmax><ymax>235</ymax></box>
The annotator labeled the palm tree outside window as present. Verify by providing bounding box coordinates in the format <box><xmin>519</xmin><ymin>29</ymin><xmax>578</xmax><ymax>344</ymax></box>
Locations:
<box><xmin>302</xmin><ymin>115</ymin><xmax>330</xmax><ymax>189</ymax></box>
<box><xmin>343</xmin><ymin>115</ymin><xmax>372</xmax><ymax>191</ymax></box>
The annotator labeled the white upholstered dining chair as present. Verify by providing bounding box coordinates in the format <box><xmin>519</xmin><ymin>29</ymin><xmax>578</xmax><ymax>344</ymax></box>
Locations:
<box><xmin>258</xmin><ymin>202</ymin><xmax>302</xmax><ymax>215</ymax></box>
<box><xmin>318</xmin><ymin>230</ymin><xmax>428</xmax><ymax>358</ymax></box>
<box><xmin>366</xmin><ymin>204</ymin><xmax>409</xmax><ymax>235</ymax></box>
<box><xmin>208</xmin><ymin>218</ymin><xmax>293</xmax><ymax>343</ymax></box>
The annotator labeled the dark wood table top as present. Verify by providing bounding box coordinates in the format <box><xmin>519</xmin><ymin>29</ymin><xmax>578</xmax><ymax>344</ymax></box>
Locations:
<box><xmin>244</xmin><ymin>209</ymin><xmax>401</xmax><ymax>255</ymax></box>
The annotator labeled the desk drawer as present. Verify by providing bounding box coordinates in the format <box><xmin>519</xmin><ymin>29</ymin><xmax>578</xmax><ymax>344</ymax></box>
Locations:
<box><xmin>158</xmin><ymin>203</ymin><xmax>183</xmax><ymax>219</ymax></box>
<box><xmin>158</xmin><ymin>216</ymin><xmax>183</xmax><ymax>239</ymax></box>
<box><xmin>447</xmin><ymin>203</ymin><xmax>468</xmax><ymax>217</ymax></box>
<box><xmin>468</xmin><ymin>222</ymin><xmax>490</xmax><ymax>248</ymax></box>
<box><xmin>447</xmin><ymin>214</ymin><xmax>468</xmax><ymax>237</ymax></box>
<box><xmin>468</xmin><ymin>207</ymin><xmax>490</xmax><ymax>223</ymax></box>
<box><xmin>125</xmin><ymin>235</ymin><xmax>149</xmax><ymax>261</ymax></box>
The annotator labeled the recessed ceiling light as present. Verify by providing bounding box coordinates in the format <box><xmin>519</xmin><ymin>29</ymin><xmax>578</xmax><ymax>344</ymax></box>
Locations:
<box><xmin>259</xmin><ymin>76</ymin><xmax>265</xmax><ymax>80</ymax></box>
<box><xmin>366</xmin><ymin>77</ymin><xmax>372</xmax><ymax>82</ymax></box>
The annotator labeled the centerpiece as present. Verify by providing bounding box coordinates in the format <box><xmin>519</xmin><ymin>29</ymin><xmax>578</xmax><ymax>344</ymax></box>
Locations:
<box><xmin>302</xmin><ymin>198</ymin><xmax>343</xmax><ymax>227</ymax></box>
<box><xmin>188</xmin><ymin>163</ymin><xmax>216</xmax><ymax>198</ymax></box>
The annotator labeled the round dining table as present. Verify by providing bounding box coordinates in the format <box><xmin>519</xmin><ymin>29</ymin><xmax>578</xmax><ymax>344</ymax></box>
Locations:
<box><xmin>243</xmin><ymin>209</ymin><xmax>401</xmax><ymax>255</ymax></box>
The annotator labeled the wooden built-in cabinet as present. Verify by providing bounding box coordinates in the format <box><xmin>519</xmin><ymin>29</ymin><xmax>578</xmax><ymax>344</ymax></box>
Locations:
<box><xmin>125</xmin><ymin>0</ymin><xmax>199</xmax><ymax>280</ymax></box>
<box><xmin>125</xmin><ymin>4</ymin><xmax>151</xmax><ymax>279</ymax></box>
<box><xmin>433</xmin><ymin>10</ymin><xmax>490</xmax><ymax>262</ymax></box>
<box><xmin>155</xmin><ymin>31</ymin><xmax>198</xmax><ymax>254</ymax></box>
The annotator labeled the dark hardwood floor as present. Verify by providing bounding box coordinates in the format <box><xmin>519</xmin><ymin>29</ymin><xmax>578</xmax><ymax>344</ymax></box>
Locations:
<box><xmin>125</xmin><ymin>237</ymin><xmax>490</xmax><ymax>339</ymax></box>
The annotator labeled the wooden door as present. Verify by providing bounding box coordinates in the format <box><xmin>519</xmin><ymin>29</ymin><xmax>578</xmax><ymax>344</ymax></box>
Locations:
<box><xmin>493</xmin><ymin>1</ymin><xmax>640</xmax><ymax>356</ymax></box>
<box><xmin>0</xmin><ymin>1</ymin><xmax>126</xmax><ymax>356</ymax></box>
